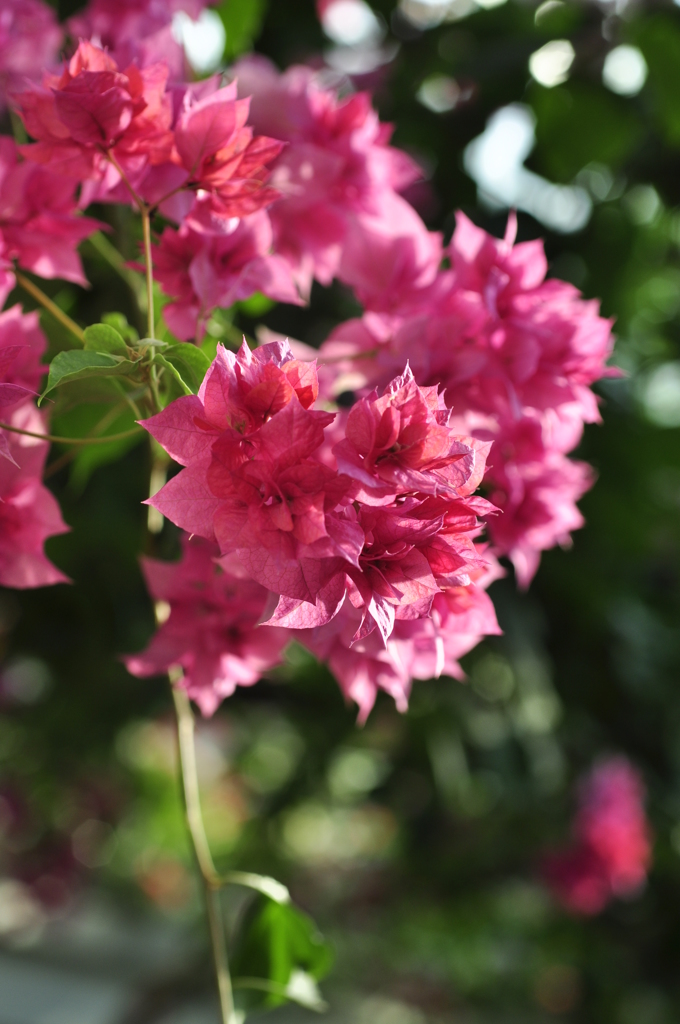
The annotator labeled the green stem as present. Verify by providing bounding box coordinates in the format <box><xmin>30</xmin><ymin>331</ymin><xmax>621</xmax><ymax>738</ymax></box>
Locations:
<box><xmin>139</xmin><ymin>205</ymin><xmax>163</xmax><ymax>412</ymax></box>
<box><xmin>171</xmin><ymin>681</ymin><xmax>238</xmax><ymax>1024</ymax></box>
<box><xmin>140</xmin><ymin>206</ymin><xmax>155</xmax><ymax>341</ymax></box>
<box><xmin>15</xmin><ymin>272</ymin><xmax>85</xmax><ymax>344</ymax></box>
<box><xmin>0</xmin><ymin>422</ymin><xmax>143</xmax><ymax>445</ymax></box>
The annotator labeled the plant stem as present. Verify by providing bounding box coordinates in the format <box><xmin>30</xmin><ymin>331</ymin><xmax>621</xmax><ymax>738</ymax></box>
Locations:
<box><xmin>140</xmin><ymin>206</ymin><xmax>155</xmax><ymax>341</ymax></box>
<box><xmin>0</xmin><ymin>422</ymin><xmax>143</xmax><ymax>445</ymax></box>
<box><xmin>171</xmin><ymin>681</ymin><xmax>238</xmax><ymax>1024</ymax></box>
<box><xmin>15</xmin><ymin>272</ymin><xmax>85</xmax><ymax>344</ymax></box>
<box><xmin>139</xmin><ymin>204</ymin><xmax>163</xmax><ymax>412</ymax></box>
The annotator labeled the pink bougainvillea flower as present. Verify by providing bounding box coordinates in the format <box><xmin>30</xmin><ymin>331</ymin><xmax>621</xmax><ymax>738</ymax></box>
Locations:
<box><xmin>575</xmin><ymin>757</ymin><xmax>652</xmax><ymax>897</ymax></box>
<box><xmin>142</xmin><ymin>340</ymin><xmax>327</xmax><ymax>542</ymax></box>
<box><xmin>0</xmin><ymin>138</ymin><xmax>102</xmax><ymax>288</ymax></box>
<box><xmin>16</xmin><ymin>45</ymin><xmax>286</xmax><ymax>229</ymax></box>
<box><xmin>153</xmin><ymin>212</ymin><xmax>302</xmax><ymax>341</ymax></box>
<box><xmin>293</xmin><ymin>550</ymin><xmax>501</xmax><ymax>722</ymax></box>
<box><xmin>13</xmin><ymin>40</ymin><xmax>175</xmax><ymax>184</ymax></box>
<box><xmin>333</xmin><ymin>365</ymin><xmax>488</xmax><ymax>505</ymax></box>
<box><xmin>337</xmin><ymin>191</ymin><xmax>443</xmax><ymax>314</ymax></box>
<box><xmin>0</xmin><ymin>404</ymin><xmax>69</xmax><ymax>588</ymax></box>
<box><xmin>542</xmin><ymin>757</ymin><xmax>652</xmax><ymax>916</ymax></box>
<box><xmin>142</xmin><ymin>339</ymin><xmax>500</xmax><ymax>715</ymax></box>
<box><xmin>124</xmin><ymin>535</ymin><xmax>288</xmax><ymax>716</ymax></box>
<box><xmin>233</xmin><ymin>56</ymin><xmax>425</xmax><ymax>298</ymax></box>
<box><xmin>171</xmin><ymin>79</ymin><xmax>283</xmax><ymax>219</ymax></box>
<box><xmin>0</xmin><ymin>0</ymin><xmax>62</xmax><ymax>109</ymax></box>
<box><xmin>483</xmin><ymin>417</ymin><xmax>592</xmax><ymax>588</ymax></box>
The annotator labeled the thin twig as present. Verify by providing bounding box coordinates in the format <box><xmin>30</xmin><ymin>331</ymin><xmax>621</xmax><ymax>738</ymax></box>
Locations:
<box><xmin>15</xmin><ymin>272</ymin><xmax>85</xmax><ymax>344</ymax></box>
<box><xmin>140</xmin><ymin>207</ymin><xmax>155</xmax><ymax>341</ymax></box>
<box><xmin>138</xmin><ymin>203</ymin><xmax>163</xmax><ymax>413</ymax></box>
<box><xmin>171</xmin><ymin>681</ymin><xmax>238</xmax><ymax>1024</ymax></box>
<box><xmin>107</xmin><ymin>150</ymin><xmax>143</xmax><ymax>212</ymax></box>
<box><xmin>0</xmin><ymin>422</ymin><xmax>143</xmax><ymax>445</ymax></box>
<box><xmin>206</xmin><ymin>887</ymin><xmax>238</xmax><ymax>1024</ymax></box>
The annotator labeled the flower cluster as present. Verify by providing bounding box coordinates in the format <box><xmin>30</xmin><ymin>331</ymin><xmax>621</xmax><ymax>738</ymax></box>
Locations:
<box><xmin>542</xmin><ymin>758</ymin><xmax>652</xmax><ymax>915</ymax></box>
<box><xmin>0</xmin><ymin>0</ymin><xmax>615</xmax><ymax>720</ymax></box>
<box><xmin>231</xmin><ymin>56</ymin><xmax>435</xmax><ymax>303</ymax></box>
<box><xmin>148</xmin><ymin>54</ymin><xmax>434</xmax><ymax>338</ymax></box>
<box><xmin>319</xmin><ymin>211</ymin><xmax>616</xmax><ymax>585</ymax></box>
<box><xmin>133</xmin><ymin>339</ymin><xmax>500</xmax><ymax>717</ymax></box>
<box><xmin>13</xmin><ymin>40</ymin><xmax>283</xmax><ymax>225</ymax></box>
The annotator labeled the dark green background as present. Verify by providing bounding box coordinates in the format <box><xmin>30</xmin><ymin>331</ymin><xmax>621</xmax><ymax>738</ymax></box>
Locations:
<box><xmin>3</xmin><ymin>1</ymin><xmax>680</xmax><ymax>1021</ymax></box>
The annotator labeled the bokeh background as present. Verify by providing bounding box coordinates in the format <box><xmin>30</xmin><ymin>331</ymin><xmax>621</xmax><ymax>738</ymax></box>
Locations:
<box><xmin>3</xmin><ymin>0</ymin><xmax>680</xmax><ymax>1021</ymax></box>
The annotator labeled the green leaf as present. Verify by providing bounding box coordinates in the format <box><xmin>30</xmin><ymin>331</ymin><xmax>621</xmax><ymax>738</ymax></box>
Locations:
<box><xmin>233</xmin><ymin>899</ymin><xmax>333</xmax><ymax>1009</ymax></box>
<box><xmin>234</xmin><ymin>971</ymin><xmax>328</xmax><ymax>1013</ymax></box>
<box><xmin>217</xmin><ymin>0</ymin><xmax>267</xmax><ymax>59</ymax></box>
<box><xmin>41</xmin><ymin>350</ymin><xmax>136</xmax><ymax>401</ymax></box>
<box><xmin>224</xmin><ymin>871</ymin><xmax>290</xmax><ymax>905</ymax></box>
<box><xmin>163</xmin><ymin>343</ymin><xmax>211</xmax><ymax>393</ymax></box>
<box><xmin>154</xmin><ymin>354</ymin><xmax>193</xmax><ymax>396</ymax></box>
<box><xmin>83</xmin><ymin>324</ymin><xmax>129</xmax><ymax>357</ymax></box>
<box><xmin>101</xmin><ymin>312</ymin><xmax>139</xmax><ymax>344</ymax></box>
<box><xmin>236</xmin><ymin>292</ymin><xmax>276</xmax><ymax>318</ymax></box>
<box><xmin>530</xmin><ymin>82</ymin><xmax>642</xmax><ymax>182</ymax></box>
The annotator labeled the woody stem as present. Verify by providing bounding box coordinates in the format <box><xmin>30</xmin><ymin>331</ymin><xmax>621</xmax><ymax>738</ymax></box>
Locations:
<box><xmin>15</xmin><ymin>272</ymin><xmax>85</xmax><ymax>344</ymax></box>
<box><xmin>140</xmin><ymin>206</ymin><xmax>155</xmax><ymax>341</ymax></box>
<box><xmin>171</xmin><ymin>680</ymin><xmax>238</xmax><ymax>1024</ymax></box>
<box><xmin>0</xmin><ymin>422</ymin><xmax>143</xmax><ymax>445</ymax></box>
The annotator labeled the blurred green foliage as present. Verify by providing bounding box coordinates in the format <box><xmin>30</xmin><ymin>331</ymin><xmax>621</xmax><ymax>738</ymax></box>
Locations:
<box><xmin>6</xmin><ymin>0</ymin><xmax>680</xmax><ymax>1021</ymax></box>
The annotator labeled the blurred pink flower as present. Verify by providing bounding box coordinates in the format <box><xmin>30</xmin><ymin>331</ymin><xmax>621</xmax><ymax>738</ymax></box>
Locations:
<box><xmin>68</xmin><ymin>0</ymin><xmax>208</xmax><ymax>80</ymax></box>
<box><xmin>233</xmin><ymin>56</ymin><xmax>426</xmax><ymax>298</ymax></box>
<box><xmin>0</xmin><ymin>404</ymin><xmax>69</xmax><ymax>589</ymax></box>
<box><xmin>125</xmin><ymin>535</ymin><xmax>288</xmax><ymax>715</ymax></box>
<box><xmin>542</xmin><ymin>757</ymin><xmax>652</xmax><ymax>915</ymax></box>
<box><xmin>0</xmin><ymin>138</ymin><xmax>102</xmax><ymax>291</ymax></box>
<box><xmin>0</xmin><ymin>0</ymin><xmax>62</xmax><ymax>109</ymax></box>
<box><xmin>153</xmin><ymin>212</ymin><xmax>302</xmax><ymax>341</ymax></box>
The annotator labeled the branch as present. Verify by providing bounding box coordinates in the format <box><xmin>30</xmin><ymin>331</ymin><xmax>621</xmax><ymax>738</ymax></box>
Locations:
<box><xmin>0</xmin><ymin>422</ymin><xmax>143</xmax><ymax>445</ymax></box>
<box><xmin>15</xmin><ymin>272</ymin><xmax>85</xmax><ymax>344</ymax></box>
<box><xmin>171</xmin><ymin>680</ymin><xmax>238</xmax><ymax>1024</ymax></box>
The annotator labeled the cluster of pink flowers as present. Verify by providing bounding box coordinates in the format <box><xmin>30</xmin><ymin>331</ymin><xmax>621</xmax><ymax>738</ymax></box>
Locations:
<box><xmin>0</xmin><ymin>0</ymin><xmax>617</xmax><ymax>721</ymax></box>
<box><xmin>542</xmin><ymin>758</ymin><xmax>652</xmax><ymax>915</ymax></box>
<box><xmin>318</xmin><ymin>212</ymin><xmax>616</xmax><ymax>586</ymax></box>
<box><xmin>0</xmin><ymin>0</ymin><xmax>212</xmax><ymax>110</ymax></box>
<box><xmin>12</xmin><ymin>39</ymin><xmax>284</xmax><ymax>228</ymax></box>
<box><xmin>134</xmin><ymin>339</ymin><xmax>500</xmax><ymax>719</ymax></box>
